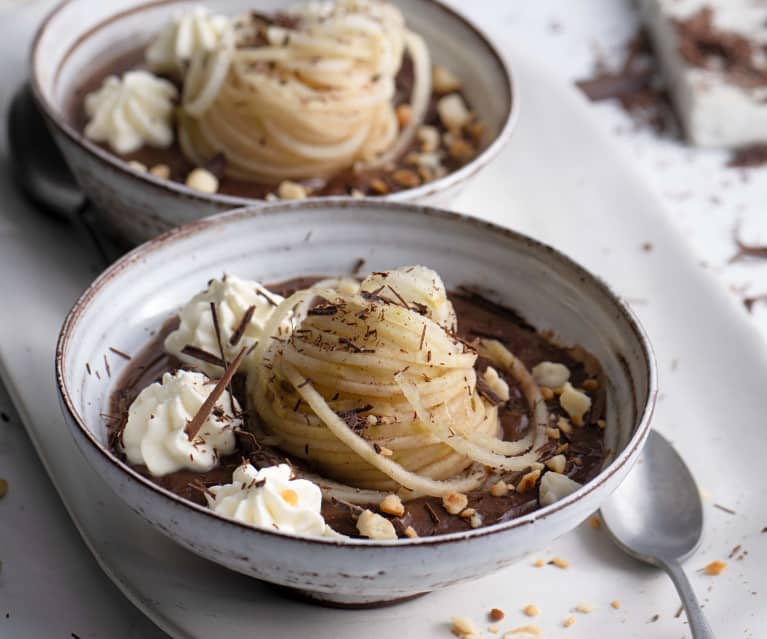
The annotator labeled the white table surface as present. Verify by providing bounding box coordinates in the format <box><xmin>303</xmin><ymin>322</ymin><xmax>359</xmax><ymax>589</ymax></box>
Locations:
<box><xmin>1</xmin><ymin>1</ymin><xmax>765</xmax><ymax>636</ymax></box>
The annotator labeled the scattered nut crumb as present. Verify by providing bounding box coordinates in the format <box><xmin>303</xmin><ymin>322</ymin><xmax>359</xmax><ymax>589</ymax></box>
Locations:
<box><xmin>437</xmin><ymin>93</ymin><xmax>472</xmax><ymax>131</ymax></box>
<box><xmin>575</xmin><ymin>602</ymin><xmax>594</xmax><ymax>613</ymax></box>
<box><xmin>378</xmin><ymin>446</ymin><xmax>393</xmax><ymax>457</ymax></box>
<box><xmin>610</xmin><ymin>600</ymin><xmax>621</xmax><ymax>609</ymax></box>
<box><xmin>703</xmin><ymin>560</ymin><xmax>727</xmax><ymax>575</ymax></box>
<box><xmin>489</xmin><ymin>608</ymin><xmax>505</xmax><ymax>622</ymax></box>
<box><xmin>522</xmin><ymin>604</ymin><xmax>540</xmax><ymax>617</ymax></box>
<box><xmin>277</xmin><ymin>180</ymin><xmax>308</xmax><ymax>200</ymax></box>
<box><xmin>533</xmin><ymin>559</ymin><xmax>545</xmax><ymax>568</ymax></box>
<box><xmin>596</xmin><ymin>418</ymin><xmax>606</xmax><ymax>429</ymax></box>
<box><xmin>127</xmin><ymin>160</ymin><xmax>147</xmax><ymax>172</ymax></box>
<box><xmin>550</xmin><ymin>557</ymin><xmax>570</xmax><ymax>569</ymax></box>
<box><xmin>432</xmin><ymin>64</ymin><xmax>462</xmax><ymax>93</ymax></box>
<box><xmin>416</xmin><ymin>125</ymin><xmax>440</xmax><ymax>152</ymax></box>
<box><xmin>540</xmin><ymin>387</ymin><xmax>554</xmax><ymax>401</ymax></box>
<box><xmin>379</xmin><ymin>494</ymin><xmax>405</xmax><ymax>517</ymax></box>
<box><xmin>392</xmin><ymin>169</ymin><xmax>420</xmax><ymax>188</ymax></box>
<box><xmin>149</xmin><ymin>163</ymin><xmax>170</xmax><ymax>179</ymax></box>
<box><xmin>370</xmin><ymin>178</ymin><xmax>389</xmax><ymax>194</ymax></box>
<box><xmin>556</xmin><ymin>417</ymin><xmax>573</xmax><ymax>434</ymax></box>
<box><xmin>545</xmin><ymin>454</ymin><xmax>567</xmax><ymax>474</ymax></box>
<box><xmin>504</xmin><ymin>626</ymin><xmax>542</xmax><ymax>638</ymax></box>
<box><xmin>350</xmin><ymin>188</ymin><xmax>365</xmax><ymax>198</ymax></box>
<box><xmin>490</xmin><ymin>480</ymin><xmax>510</xmax><ymax>497</ymax></box>
<box><xmin>559</xmin><ymin>382</ymin><xmax>592</xmax><ymax>426</ymax></box>
<box><xmin>185</xmin><ymin>168</ymin><xmax>219</xmax><ymax>193</ymax></box>
<box><xmin>356</xmin><ymin>509</ymin><xmax>397</xmax><ymax>540</ymax></box>
<box><xmin>516</xmin><ymin>469</ymin><xmax>541</xmax><ymax>493</ymax></box>
<box><xmin>460</xmin><ymin>508</ymin><xmax>477</xmax><ymax>519</ymax></box>
<box><xmin>581</xmin><ymin>378</ymin><xmax>600</xmax><ymax>392</ymax></box>
<box><xmin>590</xmin><ymin>515</ymin><xmax>602</xmax><ymax>529</ymax></box>
<box><xmin>563</xmin><ymin>615</ymin><xmax>575</xmax><ymax>628</ymax></box>
<box><xmin>488</xmin><ymin>625</ymin><xmax>499</xmax><ymax>634</ymax></box>
<box><xmin>404</xmin><ymin>525</ymin><xmax>418</xmax><ymax>539</ymax></box>
<box><xmin>0</xmin><ymin>479</ymin><xmax>7</xmax><ymax>499</ymax></box>
<box><xmin>450</xmin><ymin>615</ymin><xmax>478</xmax><ymax>638</ymax></box>
<box><xmin>532</xmin><ymin>361</ymin><xmax>570</xmax><ymax>388</ymax></box>
<box><xmin>443</xmin><ymin>492</ymin><xmax>469</xmax><ymax>515</ymax></box>
<box><xmin>545</xmin><ymin>426</ymin><xmax>560</xmax><ymax>439</ymax></box>
<box><xmin>469</xmin><ymin>512</ymin><xmax>483</xmax><ymax>528</ymax></box>
<box><xmin>448</xmin><ymin>137</ymin><xmax>474</xmax><ymax>162</ymax></box>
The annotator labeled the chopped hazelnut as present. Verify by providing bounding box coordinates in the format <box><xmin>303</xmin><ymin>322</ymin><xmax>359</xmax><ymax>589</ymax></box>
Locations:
<box><xmin>432</xmin><ymin>64</ymin><xmax>462</xmax><ymax>93</ymax></box>
<box><xmin>545</xmin><ymin>454</ymin><xmax>567</xmax><ymax>474</ymax></box>
<box><xmin>465</xmin><ymin>120</ymin><xmax>485</xmax><ymax>142</ymax></box>
<box><xmin>396</xmin><ymin>103</ymin><xmax>412</xmax><ymax>127</ymax></box>
<box><xmin>450</xmin><ymin>616</ymin><xmax>478</xmax><ymax>638</ymax></box>
<box><xmin>379</xmin><ymin>493</ymin><xmax>405</xmax><ymax>517</ymax></box>
<box><xmin>489</xmin><ymin>608</ymin><xmax>505</xmax><ymax>622</ymax></box>
<box><xmin>581</xmin><ymin>378</ymin><xmax>600</xmax><ymax>392</ymax></box>
<box><xmin>127</xmin><ymin>160</ymin><xmax>147</xmax><ymax>172</ymax></box>
<box><xmin>488</xmin><ymin>625</ymin><xmax>499</xmax><ymax>634</ymax></box>
<box><xmin>490</xmin><ymin>480</ymin><xmax>510</xmax><ymax>497</ymax></box>
<box><xmin>532</xmin><ymin>361</ymin><xmax>570</xmax><ymax>388</ymax></box>
<box><xmin>590</xmin><ymin>515</ymin><xmax>602</xmax><ymax>529</ymax></box>
<box><xmin>540</xmin><ymin>387</ymin><xmax>554</xmax><ymax>401</ymax></box>
<box><xmin>378</xmin><ymin>445</ymin><xmax>393</xmax><ymax>457</ymax></box>
<box><xmin>416</xmin><ymin>125</ymin><xmax>440</xmax><ymax>152</ymax></box>
<box><xmin>149</xmin><ymin>163</ymin><xmax>170</xmax><ymax>179</ymax></box>
<box><xmin>563</xmin><ymin>616</ymin><xmax>575</xmax><ymax>628</ymax></box>
<box><xmin>404</xmin><ymin>525</ymin><xmax>418</xmax><ymax>538</ymax></box>
<box><xmin>356</xmin><ymin>509</ymin><xmax>397</xmax><ymax>540</ymax></box>
<box><xmin>277</xmin><ymin>180</ymin><xmax>308</xmax><ymax>200</ymax></box>
<box><xmin>437</xmin><ymin>93</ymin><xmax>472</xmax><ymax>131</ymax></box>
<box><xmin>505</xmin><ymin>626</ymin><xmax>543</xmax><ymax>638</ymax></box>
<box><xmin>392</xmin><ymin>169</ymin><xmax>420</xmax><ymax>188</ymax></box>
<box><xmin>366</xmin><ymin>414</ymin><xmax>378</xmax><ymax>426</ymax></box>
<box><xmin>350</xmin><ymin>188</ymin><xmax>365</xmax><ymax>198</ymax></box>
<box><xmin>460</xmin><ymin>507</ymin><xmax>477</xmax><ymax>519</ymax></box>
<box><xmin>533</xmin><ymin>559</ymin><xmax>545</xmax><ymax>568</ymax></box>
<box><xmin>550</xmin><ymin>556</ymin><xmax>570</xmax><ymax>569</ymax></box>
<box><xmin>597</xmin><ymin>418</ymin><xmax>606</xmax><ymax>429</ymax></box>
<box><xmin>370</xmin><ymin>178</ymin><xmax>389</xmax><ymax>194</ymax></box>
<box><xmin>703</xmin><ymin>560</ymin><xmax>727</xmax><ymax>575</ymax></box>
<box><xmin>575</xmin><ymin>602</ymin><xmax>594</xmax><ymax>613</ymax></box>
<box><xmin>522</xmin><ymin>604</ymin><xmax>540</xmax><ymax>617</ymax></box>
<box><xmin>443</xmin><ymin>492</ymin><xmax>469</xmax><ymax>515</ymax></box>
<box><xmin>185</xmin><ymin>168</ymin><xmax>219</xmax><ymax>193</ymax></box>
<box><xmin>448</xmin><ymin>136</ymin><xmax>475</xmax><ymax>162</ymax></box>
<box><xmin>469</xmin><ymin>513</ymin><xmax>483</xmax><ymax>528</ymax></box>
<box><xmin>557</xmin><ymin>417</ymin><xmax>573</xmax><ymax>435</ymax></box>
<box><xmin>545</xmin><ymin>426</ymin><xmax>560</xmax><ymax>439</ymax></box>
<box><xmin>610</xmin><ymin>600</ymin><xmax>621</xmax><ymax>609</ymax></box>
<box><xmin>560</xmin><ymin>382</ymin><xmax>592</xmax><ymax>426</ymax></box>
<box><xmin>517</xmin><ymin>469</ymin><xmax>541</xmax><ymax>493</ymax></box>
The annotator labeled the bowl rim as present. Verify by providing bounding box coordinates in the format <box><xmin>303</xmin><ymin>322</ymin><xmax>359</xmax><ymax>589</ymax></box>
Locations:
<box><xmin>55</xmin><ymin>199</ymin><xmax>658</xmax><ymax>548</ymax></box>
<box><xmin>30</xmin><ymin>0</ymin><xmax>518</xmax><ymax>206</ymax></box>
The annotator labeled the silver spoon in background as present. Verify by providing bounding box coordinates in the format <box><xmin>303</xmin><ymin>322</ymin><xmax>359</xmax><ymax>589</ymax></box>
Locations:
<box><xmin>600</xmin><ymin>430</ymin><xmax>715</xmax><ymax>638</ymax></box>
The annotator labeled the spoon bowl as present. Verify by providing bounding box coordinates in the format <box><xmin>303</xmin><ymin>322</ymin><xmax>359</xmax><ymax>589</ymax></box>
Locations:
<box><xmin>601</xmin><ymin>430</ymin><xmax>715</xmax><ymax>638</ymax></box>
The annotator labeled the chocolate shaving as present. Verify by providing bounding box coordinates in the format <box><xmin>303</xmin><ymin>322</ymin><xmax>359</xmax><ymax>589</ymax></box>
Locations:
<box><xmin>181</xmin><ymin>345</ymin><xmax>225</xmax><ymax>368</ymax></box>
<box><xmin>109</xmin><ymin>347</ymin><xmax>131</xmax><ymax>360</ymax></box>
<box><xmin>210</xmin><ymin>301</ymin><xmax>236</xmax><ymax>410</ymax></box>
<box><xmin>675</xmin><ymin>605</ymin><xmax>684</xmax><ymax>619</ymax></box>
<box><xmin>373</xmin><ymin>443</ymin><xmax>382</xmax><ymax>454</ymax></box>
<box><xmin>351</xmin><ymin>258</ymin><xmax>366</xmax><ymax>276</ymax></box>
<box><xmin>337</xmin><ymin>404</ymin><xmax>374</xmax><ymax>431</ymax></box>
<box><xmin>330</xmin><ymin>496</ymin><xmax>364</xmax><ymax>517</ymax></box>
<box><xmin>86</xmin><ymin>362</ymin><xmax>91</xmax><ymax>375</ymax></box>
<box><xmin>729</xmin><ymin>544</ymin><xmax>742</xmax><ymax>559</ymax></box>
<box><xmin>729</xmin><ymin>144</ymin><xmax>767</xmax><ymax>169</ymax></box>
<box><xmin>419</xmin><ymin>324</ymin><xmax>427</xmax><ymax>351</ymax></box>
<box><xmin>714</xmin><ymin>503</ymin><xmax>736</xmax><ymax>515</ymax></box>
<box><xmin>229</xmin><ymin>305</ymin><xmax>256</xmax><ymax>346</ymax></box>
<box><xmin>307</xmin><ymin>304</ymin><xmax>338</xmax><ymax>316</ymax></box>
<box><xmin>744</xmin><ymin>294</ymin><xmax>767</xmax><ymax>313</ymax></box>
<box><xmin>185</xmin><ymin>347</ymin><xmax>247</xmax><ymax>440</ymax></box>
<box><xmin>103</xmin><ymin>354</ymin><xmax>111</xmax><ymax>378</ymax></box>
<box><xmin>731</xmin><ymin>226</ymin><xmax>767</xmax><ymax>262</ymax></box>
<box><xmin>424</xmin><ymin>502</ymin><xmax>440</xmax><ymax>525</ymax></box>
<box><xmin>338</xmin><ymin>337</ymin><xmax>372</xmax><ymax>353</ymax></box>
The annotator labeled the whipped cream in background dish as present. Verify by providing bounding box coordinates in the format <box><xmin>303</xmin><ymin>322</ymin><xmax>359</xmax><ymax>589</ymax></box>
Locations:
<box><xmin>84</xmin><ymin>70</ymin><xmax>178</xmax><ymax>154</ymax></box>
<box><xmin>207</xmin><ymin>463</ymin><xmax>341</xmax><ymax>537</ymax></box>
<box><xmin>164</xmin><ymin>275</ymin><xmax>284</xmax><ymax>377</ymax></box>
<box><xmin>146</xmin><ymin>6</ymin><xmax>233</xmax><ymax>75</ymax></box>
<box><xmin>121</xmin><ymin>369</ymin><xmax>241</xmax><ymax>476</ymax></box>
<box><xmin>641</xmin><ymin>0</ymin><xmax>767</xmax><ymax>147</ymax></box>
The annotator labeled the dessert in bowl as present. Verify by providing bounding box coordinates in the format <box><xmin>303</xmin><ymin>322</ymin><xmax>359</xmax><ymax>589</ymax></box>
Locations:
<box><xmin>32</xmin><ymin>0</ymin><xmax>515</xmax><ymax>244</ymax></box>
<box><xmin>56</xmin><ymin>200</ymin><xmax>657</xmax><ymax>606</ymax></box>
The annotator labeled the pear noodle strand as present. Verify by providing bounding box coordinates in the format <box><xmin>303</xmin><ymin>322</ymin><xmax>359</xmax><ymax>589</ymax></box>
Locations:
<box><xmin>178</xmin><ymin>0</ymin><xmax>431</xmax><ymax>183</ymax></box>
<box><xmin>247</xmin><ymin>281</ymin><xmax>549</xmax><ymax>502</ymax></box>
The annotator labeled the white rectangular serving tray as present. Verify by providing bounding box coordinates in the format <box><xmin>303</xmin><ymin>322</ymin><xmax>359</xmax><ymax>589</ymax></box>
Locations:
<box><xmin>1</xmin><ymin>10</ymin><xmax>765</xmax><ymax>639</ymax></box>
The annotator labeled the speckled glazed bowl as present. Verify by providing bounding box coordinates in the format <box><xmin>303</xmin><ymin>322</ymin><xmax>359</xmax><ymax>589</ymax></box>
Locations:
<box><xmin>56</xmin><ymin>200</ymin><xmax>657</xmax><ymax>606</ymax></box>
<box><xmin>31</xmin><ymin>0</ymin><xmax>516</xmax><ymax>245</ymax></box>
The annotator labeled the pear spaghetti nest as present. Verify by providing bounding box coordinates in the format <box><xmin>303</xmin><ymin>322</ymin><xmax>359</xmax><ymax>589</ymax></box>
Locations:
<box><xmin>179</xmin><ymin>0</ymin><xmax>431</xmax><ymax>183</ymax></box>
<box><xmin>248</xmin><ymin>272</ymin><xmax>549</xmax><ymax>501</ymax></box>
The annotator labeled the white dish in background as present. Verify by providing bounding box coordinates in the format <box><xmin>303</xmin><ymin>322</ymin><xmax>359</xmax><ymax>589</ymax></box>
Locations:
<box><xmin>1</xmin><ymin>40</ymin><xmax>765</xmax><ymax>639</ymax></box>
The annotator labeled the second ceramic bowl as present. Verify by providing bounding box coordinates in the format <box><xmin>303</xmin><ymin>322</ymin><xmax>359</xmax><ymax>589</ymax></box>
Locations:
<box><xmin>31</xmin><ymin>0</ymin><xmax>516</xmax><ymax>245</ymax></box>
<box><xmin>56</xmin><ymin>200</ymin><xmax>656</xmax><ymax>606</ymax></box>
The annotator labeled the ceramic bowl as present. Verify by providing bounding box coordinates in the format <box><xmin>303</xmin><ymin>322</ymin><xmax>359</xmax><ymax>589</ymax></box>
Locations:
<box><xmin>31</xmin><ymin>0</ymin><xmax>516</xmax><ymax>246</ymax></box>
<box><xmin>56</xmin><ymin>200</ymin><xmax>657</xmax><ymax>606</ymax></box>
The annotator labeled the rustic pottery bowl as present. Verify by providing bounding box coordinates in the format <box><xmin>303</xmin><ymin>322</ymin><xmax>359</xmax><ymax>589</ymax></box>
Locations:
<box><xmin>31</xmin><ymin>0</ymin><xmax>516</xmax><ymax>245</ymax></box>
<box><xmin>56</xmin><ymin>200</ymin><xmax>657</xmax><ymax>606</ymax></box>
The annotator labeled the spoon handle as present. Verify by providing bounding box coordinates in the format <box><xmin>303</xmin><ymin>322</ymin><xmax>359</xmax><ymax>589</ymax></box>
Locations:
<box><xmin>659</xmin><ymin>558</ymin><xmax>715</xmax><ymax>638</ymax></box>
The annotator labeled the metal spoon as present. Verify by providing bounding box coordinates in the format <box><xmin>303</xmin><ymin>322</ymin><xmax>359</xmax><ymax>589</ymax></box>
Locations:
<box><xmin>600</xmin><ymin>430</ymin><xmax>715</xmax><ymax>638</ymax></box>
